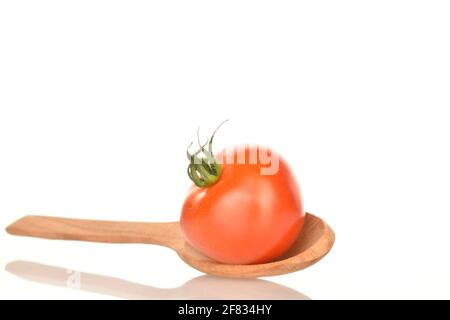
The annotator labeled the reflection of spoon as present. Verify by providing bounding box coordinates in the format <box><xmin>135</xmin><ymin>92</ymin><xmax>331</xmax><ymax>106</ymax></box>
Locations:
<box><xmin>5</xmin><ymin>261</ymin><xmax>310</xmax><ymax>300</ymax></box>
<box><xmin>6</xmin><ymin>213</ymin><xmax>334</xmax><ymax>278</ymax></box>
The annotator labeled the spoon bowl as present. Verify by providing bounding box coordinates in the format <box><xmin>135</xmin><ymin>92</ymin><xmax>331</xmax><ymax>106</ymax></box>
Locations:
<box><xmin>6</xmin><ymin>213</ymin><xmax>334</xmax><ymax>278</ymax></box>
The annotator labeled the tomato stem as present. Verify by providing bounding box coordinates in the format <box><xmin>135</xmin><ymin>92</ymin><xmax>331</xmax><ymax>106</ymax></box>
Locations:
<box><xmin>186</xmin><ymin>120</ymin><xmax>228</xmax><ymax>188</ymax></box>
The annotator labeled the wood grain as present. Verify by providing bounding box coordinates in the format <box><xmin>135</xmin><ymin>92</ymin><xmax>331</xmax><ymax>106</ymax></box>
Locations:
<box><xmin>5</xmin><ymin>213</ymin><xmax>335</xmax><ymax>278</ymax></box>
<box><xmin>6</xmin><ymin>216</ymin><xmax>183</xmax><ymax>250</ymax></box>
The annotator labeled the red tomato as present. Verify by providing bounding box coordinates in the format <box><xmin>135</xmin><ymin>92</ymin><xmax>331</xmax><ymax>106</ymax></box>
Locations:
<box><xmin>181</xmin><ymin>145</ymin><xmax>305</xmax><ymax>265</ymax></box>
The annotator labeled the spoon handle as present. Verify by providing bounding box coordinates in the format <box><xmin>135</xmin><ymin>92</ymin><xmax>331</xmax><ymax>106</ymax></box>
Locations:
<box><xmin>5</xmin><ymin>215</ymin><xmax>182</xmax><ymax>249</ymax></box>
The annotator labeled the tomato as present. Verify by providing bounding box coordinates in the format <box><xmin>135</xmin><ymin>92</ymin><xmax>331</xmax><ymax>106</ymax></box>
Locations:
<box><xmin>181</xmin><ymin>143</ymin><xmax>305</xmax><ymax>265</ymax></box>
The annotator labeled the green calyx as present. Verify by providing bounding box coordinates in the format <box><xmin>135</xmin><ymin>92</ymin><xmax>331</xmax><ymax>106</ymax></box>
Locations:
<box><xmin>186</xmin><ymin>120</ymin><xmax>228</xmax><ymax>188</ymax></box>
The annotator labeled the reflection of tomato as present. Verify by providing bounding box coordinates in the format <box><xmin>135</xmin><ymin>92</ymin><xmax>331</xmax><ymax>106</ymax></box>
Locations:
<box><xmin>181</xmin><ymin>145</ymin><xmax>304</xmax><ymax>265</ymax></box>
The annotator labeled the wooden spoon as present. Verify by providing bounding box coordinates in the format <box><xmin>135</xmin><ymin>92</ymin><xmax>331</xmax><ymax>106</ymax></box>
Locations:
<box><xmin>5</xmin><ymin>213</ymin><xmax>335</xmax><ymax>278</ymax></box>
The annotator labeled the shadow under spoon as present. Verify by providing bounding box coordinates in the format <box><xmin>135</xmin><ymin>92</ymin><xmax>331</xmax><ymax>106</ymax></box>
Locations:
<box><xmin>5</xmin><ymin>260</ymin><xmax>310</xmax><ymax>300</ymax></box>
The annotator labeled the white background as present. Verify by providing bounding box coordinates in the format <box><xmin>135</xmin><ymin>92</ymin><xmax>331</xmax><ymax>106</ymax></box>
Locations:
<box><xmin>1</xmin><ymin>1</ymin><xmax>449</xmax><ymax>299</ymax></box>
